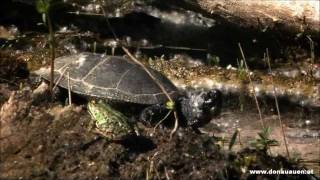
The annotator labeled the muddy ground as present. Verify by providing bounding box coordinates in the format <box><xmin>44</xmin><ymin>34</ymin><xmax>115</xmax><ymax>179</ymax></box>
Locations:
<box><xmin>0</xmin><ymin>82</ymin><xmax>317</xmax><ymax>179</ymax></box>
<box><xmin>0</xmin><ymin>1</ymin><xmax>319</xmax><ymax>179</ymax></box>
<box><xmin>0</xmin><ymin>34</ymin><xmax>318</xmax><ymax>180</ymax></box>
<box><xmin>0</xmin><ymin>36</ymin><xmax>318</xmax><ymax>180</ymax></box>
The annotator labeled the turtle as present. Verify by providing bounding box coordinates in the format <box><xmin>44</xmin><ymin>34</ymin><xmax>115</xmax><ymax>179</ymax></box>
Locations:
<box><xmin>35</xmin><ymin>52</ymin><xmax>222</xmax><ymax>139</ymax></box>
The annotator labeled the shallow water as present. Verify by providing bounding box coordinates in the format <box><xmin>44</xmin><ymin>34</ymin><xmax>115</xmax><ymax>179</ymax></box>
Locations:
<box><xmin>204</xmin><ymin>102</ymin><xmax>320</xmax><ymax>175</ymax></box>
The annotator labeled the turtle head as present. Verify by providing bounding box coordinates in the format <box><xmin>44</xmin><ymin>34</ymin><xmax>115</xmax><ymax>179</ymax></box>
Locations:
<box><xmin>180</xmin><ymin>89</ymin><xmax>222</xmax><ymax>128</ymax></box>
<box><xmin>202</xmin><ymin>89</ymin><xmax>222</xmax><ymax>117</ymax></box>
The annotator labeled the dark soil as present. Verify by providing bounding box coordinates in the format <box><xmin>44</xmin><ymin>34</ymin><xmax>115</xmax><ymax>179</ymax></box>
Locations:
<box><xmin>0</xmin><ymin>1</ymin><xmax>318</xmax><ymax>178</ymax></box>
<box><xmin>0</xmin><ymin>88</ymin><xmax>316</xmax><ymax>180</ymax></box>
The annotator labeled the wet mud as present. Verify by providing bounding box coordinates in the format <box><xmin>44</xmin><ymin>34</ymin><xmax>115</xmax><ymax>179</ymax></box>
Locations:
<box><xmin>0</xmin><ymin>89</ymin><xmax>316</xmax><ymax>179</ymax></box>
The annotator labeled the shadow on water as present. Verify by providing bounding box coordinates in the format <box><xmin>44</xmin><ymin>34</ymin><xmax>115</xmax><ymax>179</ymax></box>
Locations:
<box><xmin>1</xmin><ymin>1</ymin><xmax>318</xmax><ymax>68</ymax></box>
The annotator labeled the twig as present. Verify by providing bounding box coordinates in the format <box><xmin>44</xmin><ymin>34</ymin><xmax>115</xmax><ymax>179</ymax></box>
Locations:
<box><xmin>98</xmin><ymin>1</ymin><xmax>179</xmax><ymax>139</ymax></box>
<box><xmin>306</xmin><ymin>35</ymin><xmax>315</xmax><ymax>64</ymax></box>
<box><xmin>238</xmin><ymin>43</ymin><xmax>265</xmax><ymax>128</ymax></box>
<box><xmin>153</xmin><ymin>110</ymin><xmax>172</xmax><ymax>134</ymax></box>
<box><xmin>53</xmin><ymin>67</ymin><xmax>69</xmax><ymax>91</ymax></box>
<box><xmin>146</xmin><ymin>151</ymin><xmax>160</xmax><ymax>180</ymax></box>
<box><xmin>144</xmin><ymin>45</ymin><xmax>207</xmax><ymax>51</ymax></box>
<box><xmin>164</xmin><ymin>167</ymin><xmax>170</xmax><ymax>180</ymax></box>
<box><xmin>146</xmin><ymin>169</ymin><xmax>149</xmax><ymax>180</ymax></box>
<box><xmin>67</xmin><ymin>11</ymin><xmax>103</xmax><ymax>16</ymax></box>
<box><xmin>67</xmin><ymin>72</ymin><xmax>72</xmax><ymax>106</ymax></box>
<box><xmin>266</xmin><ymin>49</ymin><xmax>290</xmax><ymax>158</ymax></box>
<box><xmin>47</xmin><ymin>10</ymin><xmax>56</xmax><ymax>100</ymax></box>
<box><xmin>122</xmin><ymin>48</ymin><xmax>179</xmax><ymax>139</ymax></box>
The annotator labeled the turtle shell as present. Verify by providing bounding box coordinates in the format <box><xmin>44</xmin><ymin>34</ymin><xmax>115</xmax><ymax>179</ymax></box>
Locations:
<box><xmin>35</xmin><ymin>52</ymin><xmax>179</xmax><ymax>104</ymax></box>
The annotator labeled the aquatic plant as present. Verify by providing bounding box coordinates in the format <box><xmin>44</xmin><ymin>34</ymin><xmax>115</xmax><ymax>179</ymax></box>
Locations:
<box><xmin>236</xmin><ymin>58</ymin><xmax>246</xmax><ymax>81</ymax></box>
<box><xmin>228</xmin><ymin>128</ymin><xmax>239</xmax><ymax>150</ymax></box>
<box><xmin>236</xmin><ymin>58</ymin><xmax>246</xmax><ymax>112</ymax></box>
<box><xmin>249</xmin><ymin>127</ymin><xmax>279</xmax><ymax>152</ymax></box>
<box><xmin>207</xmin><ymin>54</ymin><xmax>220</xmax><ymax>66</ymax></box>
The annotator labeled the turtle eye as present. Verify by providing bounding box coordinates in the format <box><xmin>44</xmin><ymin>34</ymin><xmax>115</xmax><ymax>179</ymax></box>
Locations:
<box><xmin>209</xmin><ymin>105</ymin><xmax>220</xmax><ymax>116</ymax></box>
<box><xmin>209</xmin><ymin>90</ymin><xmax>221</xmax><ymax>101</ymax></box>
<box><xmin>203</xmin><ymin>91</ymin><xmax>215</xmax><ymax>104</ymax></box>
<box><xmin>203</xmin><ymin>89</ymin><xmax>222</xmax><ymax>110</ymax></box>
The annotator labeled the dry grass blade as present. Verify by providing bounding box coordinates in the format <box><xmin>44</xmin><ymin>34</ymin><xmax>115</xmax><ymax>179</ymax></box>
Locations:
<box><xmin>53</xmin><ymin>67</ymin><xmax>69</xmax><ymax>91</ymax></box>
<box><xmin>238</xmin><ymin>43</ymin><xmax>265</xmax><ymax>128</ymax></box>
<box><xmin>306</xmin><ymin>35</ymin><xmax>315</xmax><ymax>64</ymax></box>
<box><xmin>153</xmin><ymin>110</ymin><xmax>172</xmax><ymax>134</ymax></box>
<box><xmin>122</xmin><ymin>48</ymin><xmax>179</xmax><ymax>139</ymax></box>
<box><xmin>146</xmin><ymin>151</ymin><xmax>160</xmax><ymax>180</ymax></box>
<box><xmin>67</xmin><ymin>72</ymin><xmax>72</xmax><ymax>106</ymax></box>
<box><xmin>164</xmin><ymin>166</ymin><xmax>170</xmax><ymax>180</ymax></box>
<box><xmin>266</xmin><ymin>48</ymin><xmax>290</xmax><ymax>158</ymax></box>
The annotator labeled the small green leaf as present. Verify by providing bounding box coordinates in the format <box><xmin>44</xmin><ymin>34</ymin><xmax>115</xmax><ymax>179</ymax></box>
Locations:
<box><xmin>165</xmin><ymin>101</ymin><xmax>175</xmax><ymax>110</ymax></box>
<box><xmin>267</xmin><ymin>139</ymin><xmax>279</xmax><ymax>146</ymax></box>
<box><xmin>249</xmin><ymin>126</ymin><xmax>279</xmax><ymax>151</ymax></box>
<box><xmin>229</xmin><ymin>129</ymin><xmax>239</xmax><ymax>150</ymax></box>
<box><xmin>258</xmin><ymin>132</ymin><xmax>266</xmax><ymax>140</ymax></box>
<box><xmin>36</xmin><ymin>0</ymin><xmax>50</xmax><ymax>14</ymax></box>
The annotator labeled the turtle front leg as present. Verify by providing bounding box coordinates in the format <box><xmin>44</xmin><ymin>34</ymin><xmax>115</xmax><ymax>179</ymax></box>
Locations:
<box><xmin>139</xmin><ymin>104</ymin><xmax>170</xmax><ymax>125</ymax></box>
